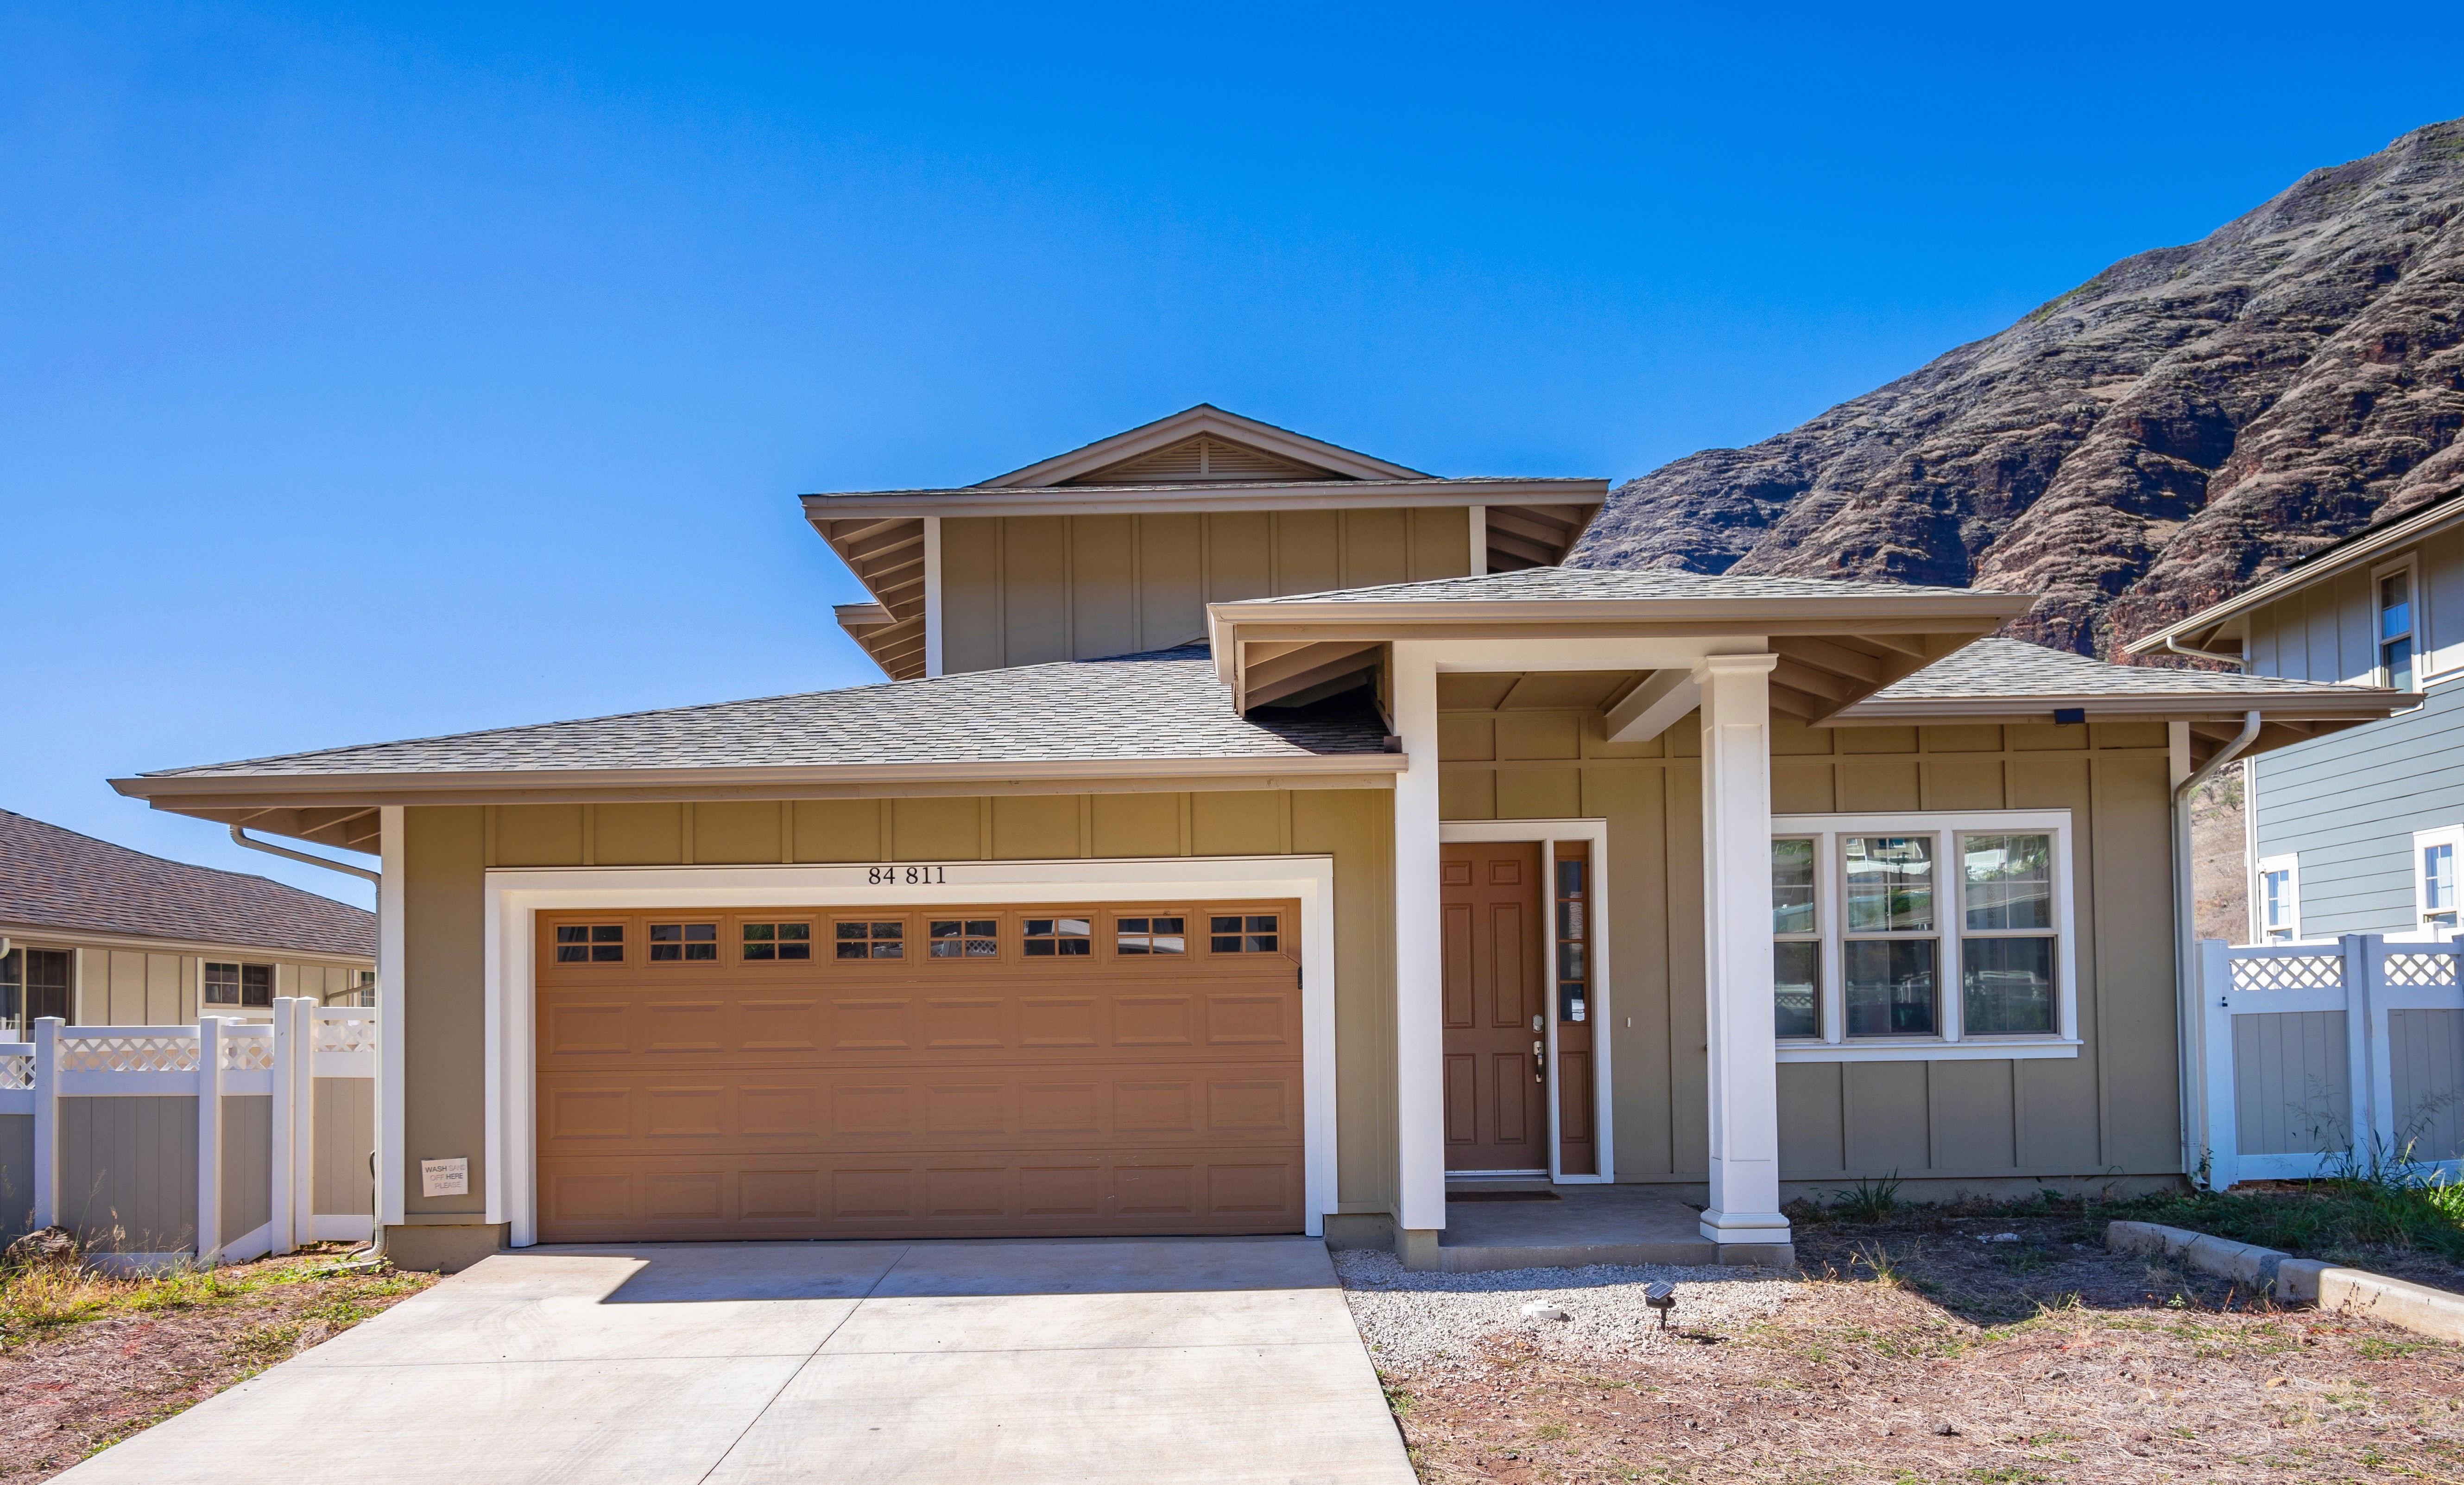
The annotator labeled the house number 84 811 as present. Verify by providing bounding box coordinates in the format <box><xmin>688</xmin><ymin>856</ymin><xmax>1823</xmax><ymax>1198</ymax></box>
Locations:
<box><xmin>867</xmin><ymin>866</ymin><xmax>949</xmax><ymax>885</ymax></box>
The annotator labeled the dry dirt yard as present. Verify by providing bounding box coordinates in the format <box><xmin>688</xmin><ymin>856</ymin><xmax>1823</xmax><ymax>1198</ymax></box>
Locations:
<box><xmin>1340</xmin><ymin>1212</ymin><xmax>2464</xmax><ymax>1484</ymax></box>
<box><xmin>0</xmin><ymin>1246</ymin><xmax>437</xmax><ymax>1481</ymax></box>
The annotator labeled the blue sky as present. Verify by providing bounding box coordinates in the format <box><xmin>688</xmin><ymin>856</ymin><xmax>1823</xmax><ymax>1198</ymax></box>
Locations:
<box><xmin>5</xmin><ymin>3</ymin><xmax>2461</xmax><ymax>911</ymax></box>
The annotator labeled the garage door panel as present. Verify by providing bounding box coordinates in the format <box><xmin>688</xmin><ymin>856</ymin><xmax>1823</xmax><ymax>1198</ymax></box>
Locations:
<box><xmin>535</xmin><ymin>1149</ymin><xmax>1302</xmax><ymax>1241</ymax></box>
<box><xmin>536</xmin><ymin>900</ymin><xmax>1301</xmax><ymax>1241</ymax></box>
<box><xmin>537</xmin><ymin>1063</ymin><xmax>1303</xmax><ymax>1155</ymax></box>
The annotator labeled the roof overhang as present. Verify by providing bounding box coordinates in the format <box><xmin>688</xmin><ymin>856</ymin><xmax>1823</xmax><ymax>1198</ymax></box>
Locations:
<box><xmin>1206</xmin><ymin>590</ymin><xmax>2033</xmax><ymax>716</ymax></box>
<box><xmin>112</xmin><ymin>755</ymin><xmax>1405</xmax><ymax>848</ymax></box>
<box><xmin>801</xmin><ymin>476</ymin><xmax>1607</xmax><ymax>520</ymax></box>
<box><xmin>2123</xmin><ymin>489</ymin><xmax>2464</xmax><ymax>660</ymax></box>
<box><xmin>1834</xmin><ymin>683</ymin><xmax>2420</xmax><ymax>766</ymax></box>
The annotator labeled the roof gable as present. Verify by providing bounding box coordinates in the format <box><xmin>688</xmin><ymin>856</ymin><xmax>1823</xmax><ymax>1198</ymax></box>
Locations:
<box><xmin>979</xmin><ymin>405</ymin><xmax>1426</xmax><ymax>488</ymax></box>
<box><xmin>1061</xmin><ymin>433</ymin><xmax>1339</xmax><ymax>486</ymax></box>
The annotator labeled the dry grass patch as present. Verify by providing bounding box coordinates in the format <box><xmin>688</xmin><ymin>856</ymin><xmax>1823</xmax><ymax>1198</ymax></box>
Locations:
<box><xmin>1351</xmin><ymin>1214</ymin><xmax>2464</xmax><ymax>1484</ymax></box>
<box><xmin>0</xmin><ymin>1244</ymin><xmax>437</xmax><ymax>1480</ymax></box>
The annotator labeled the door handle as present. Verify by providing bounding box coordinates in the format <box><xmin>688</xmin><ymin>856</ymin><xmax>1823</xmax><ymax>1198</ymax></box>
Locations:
<box><xmin>1533</xmin><ymin>1038</ymin><xmax>1545</xmax><ymax>1083</ymax></box>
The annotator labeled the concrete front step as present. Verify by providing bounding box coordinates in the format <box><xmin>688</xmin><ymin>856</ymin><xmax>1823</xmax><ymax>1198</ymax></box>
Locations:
<box><xmin>1424</xmin><ymin>1185</ymin><xmax>1790</xmax><ymax>1272</ymax></box>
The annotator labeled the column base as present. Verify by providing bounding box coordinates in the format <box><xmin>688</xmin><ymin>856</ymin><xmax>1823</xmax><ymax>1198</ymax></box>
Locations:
<box><xmin>382</xmin><ymin>1222</ymin><xmax>508</xmax><ymax>1273</ymax></box>
<box><xmin>1700</xmin><ymin>1208</ymin><xmax>1792</xmax><ymax>1269</ymax></box>
<box><xmin>1397</xmin><ymin>1228</ymin><xmax>1442</xmax><ymax>1272</ymax></box>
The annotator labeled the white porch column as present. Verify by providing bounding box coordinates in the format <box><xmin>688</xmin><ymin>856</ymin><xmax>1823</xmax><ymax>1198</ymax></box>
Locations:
<box><xmin>1694</xmin><ymin>653</ymin><xmax>1791</xmax><ymax>1257</ymax></box>
<box><xmin>377</xmin><ymin>805</ymin><xmax>406</xmax><ymax>1231</ymax></box>
<box><xmin>1390</xmin><ymin>642</ymin><xmax>1447</xmax><ymax>1247</ymax></box>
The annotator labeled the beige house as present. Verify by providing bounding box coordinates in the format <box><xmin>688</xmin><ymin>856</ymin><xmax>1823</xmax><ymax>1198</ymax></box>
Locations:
<box><xmin>0</xmin><ymin>808</ymin><xmax>374</xmax><ymax>1033</ymax></box>
<box><xmin>111</xmin><ymin>406</ymin><xmax>2411</xmax><ymax>1271</ymax></box>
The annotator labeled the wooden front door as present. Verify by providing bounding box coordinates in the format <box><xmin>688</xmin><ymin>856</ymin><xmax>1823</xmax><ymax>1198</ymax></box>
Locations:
<box><xmin>1441</xmin><ymin>843</ymin><xmax>1548</xmax><ymax>1172</ymax></box>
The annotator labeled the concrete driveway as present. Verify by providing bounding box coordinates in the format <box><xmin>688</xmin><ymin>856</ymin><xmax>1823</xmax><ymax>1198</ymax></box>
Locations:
<box><xmin>59</xmin><ymin>1237</ymin><xmax>1414</xmax><ymax>1485</ymax></box>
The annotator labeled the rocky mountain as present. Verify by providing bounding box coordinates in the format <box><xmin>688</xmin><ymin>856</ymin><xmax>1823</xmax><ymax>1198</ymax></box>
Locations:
<box><xmin>1573</xmin><ymin>119</ymin><xmax>2464</xmax><ymax>658</ymax></box>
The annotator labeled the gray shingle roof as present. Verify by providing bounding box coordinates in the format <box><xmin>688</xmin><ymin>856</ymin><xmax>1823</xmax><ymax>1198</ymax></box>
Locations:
<box><xmin>0</xmin><ymin>809</ymin><xmax>373</xmax><ymax>957</ymax></box>
<box><xmin>1245</xmin><ymin>567</ymin><xmax>2003</xmax><ymax>605</ymax></box>
<box><xmin>1872</xmin><ymin>638</ymin><xmax>2392</xmax><ymax>701</ymax></box>
<box><xmin>141</xmin><ymin>648</ymin><xmax>1387</xmax><ymax>780</ymax></box>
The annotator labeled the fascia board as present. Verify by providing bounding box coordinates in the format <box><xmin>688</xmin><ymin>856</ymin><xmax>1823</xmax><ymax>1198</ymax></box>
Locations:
<box><xmin>979</xmin><ymin>406</ymin><xmax>1429</xmax><ymax>487</ymax></box>
<box><xmin>112</xmin><ymin>754</ymin><xmax>1406</xmax><ymax>809</ymax></box>
<box><xmin>1828</xmin><ymin>691</ymin><xmax>2417</xmax><ymax>725</ymax></box>
<box><xmin>2123</xmin><ymin>499</ymin><xmax>2464</xmax><ymax>655</ymax></box>
<box><xmin>0</xmin><ymin>920</ymin><xmax>374</xmax><ymax>965</ymax></box>
<box><xmin>800</xmin><ymin>478</ymin><xmax>1606</xmax><ymax>520</ymax></box>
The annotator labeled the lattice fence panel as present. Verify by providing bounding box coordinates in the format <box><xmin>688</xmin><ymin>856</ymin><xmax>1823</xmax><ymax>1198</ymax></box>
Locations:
<box><xmin>58</xmin><ymin>1035</ymin><xmax>199</xmax><ymax>1074</ymax></box>
<box><xmin>2230</xmin><ymin>955</ymin><xmax>2344</xmax><ymax>993</ymax></box>
<box><xmin>2382</xmin><ymin>953</ymin><xmax>2459</xmax><ymax>988</ymax></box>
<box><xmin>221</xmin><ymin>1034</ymin><xmax>277</xmax><ymax>1072</ymax></box>
<box><xmin>0</xmin><ymin>1054</ymin><xmax>33</xmax><ymax>1091</ymax></box>
<box><xmin>313</xmin><ymin>1015</ymin><xmax>378</xmax><ymax>1055</ymax></box>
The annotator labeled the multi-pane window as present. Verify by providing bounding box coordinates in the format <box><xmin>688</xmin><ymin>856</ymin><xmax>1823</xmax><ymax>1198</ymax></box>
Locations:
<box><xmin>1210</xmin><ymin>914</ymin><xmax>1280</xmax><ymax>953</ymax></box>
<box><xmin>0</xmin><ymin>947</ymin><xmax>70</xmax><ymax>1030</ymax></box>
<box><xmin>1769</xmin><ymin>813</ymin><xmax>2073</xmax><ymax>1053</ymax></box>
<box><xmin>2428</xmin><ymin>844</ymin><xmax>2458</xmax><ymax>932</ymax></box>
<box><xmin>1554</xmin><ymin>855</ymin><xmax>1589</xmax><ymax>1022</ymax></box>
<box><xmin>648</xmin><ymin>923</ymin><xmax>718</xmax><ymax>961</ymax></box>
<box><xmin>1772</xmin><ymin>838</ymin><xmax>1819</xmax><ymax>1038</ymax></box>
<box><xmin>349</xmin><ymin>969</ymin><xmax>377</xmax><ymax>1007</ymax></box>
<box><xmin>834</xmin><ymin>921</ymin><xmax>904</xmax><ymax>959</ymax></box>
<box><xmin>205</xmin><ymin>962</ymin><xmax>274</xmax><ymax>1008</ymax></box>
<box><xmin>1023</xmin><ymin>918</ymin><xmax>1092</xmax><ymax>956</ymax></box>
<box><xmin>1959</xmin><ymin>834</ymin><xmax>2057</xmax><ymax>1035</ymax></box>
<box><xmin>555</xmin><ymin>925</ymin><xmax>625</xmax><ymax>963</ymax></box>
<box><xmin>2257</xmin><ymin>855</ymin><xmax>2299</xmax><ymax>942</ymax></box>
<box><xmin>1114</xmin><ymin>917</ymin><xmax>1185</xmax><ymax>955</ymax></box>
<box><xmin>1842</xmin><ymin>837</ymin><xmax>1938</xmax><ymax>1036</ymax></box>
<box><xmin>741</xmin><ymin>923</ymin><xmax>813</xmax><ymax>961</ymax></box>
<box><xmin>2380</xmin><ymin>567</ymin><xmax>2416</xmax><ymax>691</ymax></box>
<box><xmin>929</xmin><ymin>919</ymin><xmax>1000</xmax><ymax>957</ymax></box>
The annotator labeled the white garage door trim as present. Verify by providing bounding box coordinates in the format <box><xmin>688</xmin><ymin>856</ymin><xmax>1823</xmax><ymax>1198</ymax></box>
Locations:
<box><xmin>481</xmin><ymin>856</ymin><xmax>1339</xmax><ymax>1247</ymax></box>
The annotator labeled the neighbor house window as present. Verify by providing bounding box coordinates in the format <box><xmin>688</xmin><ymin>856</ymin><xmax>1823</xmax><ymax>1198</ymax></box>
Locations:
<box><xmin>2256</xmin><ymin>854</ymin><xmax>2300</xmax><ymax>943</ymax></box>
<box><xmin>2379</xmin><ymin>562</ymin><xmax>2417</xmax><ymax>691</ymax></box>
<box><xmin>348</xmin><ymin>969</ymin><xmax>376</xmax><ymax>1007</ymax></box>
<box><xmin>0</xmin><ymin>947</ymin><xmax>71</xmax><ymax>1031</ymax></box>
<box><xmin>2413</xmin><ymin>828</ymin><xmax>2463</xmax><ymax>937</ymax></box>
<box><xmin>1769</xmin><ymin>811</ymin><xmax>2077</xmax><ymax>1057</ymax></box>
<box><xmin>204</xmin><ymin>962</ymin><xmax>274</xmax><ymax>1008</ymax></box>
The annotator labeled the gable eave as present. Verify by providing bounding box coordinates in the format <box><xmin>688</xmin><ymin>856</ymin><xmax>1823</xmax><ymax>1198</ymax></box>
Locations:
<box><xmin>974</xmin><ymin>405</ymin><xmax>1429</xmax><ymax>487</ymax></box>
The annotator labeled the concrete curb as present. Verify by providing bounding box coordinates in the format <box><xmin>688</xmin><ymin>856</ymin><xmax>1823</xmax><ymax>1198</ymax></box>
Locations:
<box><xmin>2105</xmin><ymin>1220</ymin><xmax>2464</xmax><ymax>1343</ymax></box>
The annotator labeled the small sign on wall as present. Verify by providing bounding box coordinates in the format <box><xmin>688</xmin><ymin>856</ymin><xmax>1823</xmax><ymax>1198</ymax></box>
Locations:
<box><xmin>420</xmin><ymin>1157</ymin><xmax>469</xmax><ymax>1198</ymax></box>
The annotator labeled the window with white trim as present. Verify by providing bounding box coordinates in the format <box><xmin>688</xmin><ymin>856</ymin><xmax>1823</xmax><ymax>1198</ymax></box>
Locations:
<box><xmin>2256</xmin><ymin>852</ymin><xmax>2300</xmax><ymax>943</ymax></box>
<box><xmin>2413</xmin><ymin>827</ymin><xmax>2462</xmax><ymax>935</ymax></box>
<box><xmin>2377</xmin><ymin>556</ymin><xmax>2419</xmax><ymax>692</ymax></box>
<box><xmin>1769</xmin><ymin>811</ymin><xmax>2078</xmax><ymax>1057</ymax></box>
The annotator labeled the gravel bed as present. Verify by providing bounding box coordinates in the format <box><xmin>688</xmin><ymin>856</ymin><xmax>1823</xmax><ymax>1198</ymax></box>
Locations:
<box><xmin>1332</xmin><ymin>1249</ymin><xmax>1803</xmax><ymax>1376</ymax></box>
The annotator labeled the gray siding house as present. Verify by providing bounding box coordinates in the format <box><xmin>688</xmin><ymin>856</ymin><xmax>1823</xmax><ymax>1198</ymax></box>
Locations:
<box><xmin>2130</xmin><ymin>491</ymin><xmax>2464</xmax><ymax>943</ymax></box>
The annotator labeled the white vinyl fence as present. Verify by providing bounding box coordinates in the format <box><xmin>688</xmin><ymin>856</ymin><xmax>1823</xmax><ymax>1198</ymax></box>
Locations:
<box><xmin>2199</xmin><ymin>934</ymin><xmax>2464</xmax><ymax>1188</ymax></box>
<box><xmin>0</xmin><ymin>998</ymin><xmax>377</xmax><ymax>1265</ymax></box>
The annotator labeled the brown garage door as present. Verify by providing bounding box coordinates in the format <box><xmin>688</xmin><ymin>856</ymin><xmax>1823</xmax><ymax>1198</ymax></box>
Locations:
<box><xmin>534</xmin><ymin>900</ymin><xmax>1303</xmax><ymax>1242</ymax></box>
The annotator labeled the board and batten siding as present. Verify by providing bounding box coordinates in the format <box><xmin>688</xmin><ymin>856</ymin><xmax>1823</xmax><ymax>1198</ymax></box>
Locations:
<box><xmin>2244</xmin><ymin>522</ymin><xmax>2464</xmax><ymax>939</ymax></box>
<box><xmin>1439</xmin><ymin>697</ymin><xmax>2184</xmax><ymax>1190</ymax></box>
<box><xmin>938</xmin><ymin>509</ymin><xmax>1473</xmax><ymax>673</ymax></box>
<box><xmin>403</xmin><ymin>790</ymin><xmax>1400</xmax><ymax>1225</ymax></box>
<box><xmin>21</xmin><ymin>945</ymin><xmax>371</xmax><ymax>1027</ymax></box>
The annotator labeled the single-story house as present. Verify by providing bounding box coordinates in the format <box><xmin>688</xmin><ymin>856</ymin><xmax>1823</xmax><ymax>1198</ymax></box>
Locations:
<box><xmin>0</xmin><ymin>806</ymin><xmax>375</xmax><ymax>1034</ymax></box>
<box><xmin>109</xmin><ymin>406</ymin><xmax>2414</xmax><ymax>1271</ymax></box>
<box><xmin>2128</xmin><ymin>487</ymin><xmax>2464</xmax><ymax>944</ymax></box>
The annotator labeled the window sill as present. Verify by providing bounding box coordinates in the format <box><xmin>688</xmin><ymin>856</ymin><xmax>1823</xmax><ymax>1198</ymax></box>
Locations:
<box><xmin>1776</xmin><ymin>1038</ymin><xmax>2082</xmax><ymax>1063</ymax></box>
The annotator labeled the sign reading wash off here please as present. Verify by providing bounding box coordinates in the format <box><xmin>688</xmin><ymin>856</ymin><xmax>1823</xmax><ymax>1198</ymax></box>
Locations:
<box><xmin>420</xmin><ymin>1157</ymin><xmax>469</xmax><ymax>1198</ymax></box>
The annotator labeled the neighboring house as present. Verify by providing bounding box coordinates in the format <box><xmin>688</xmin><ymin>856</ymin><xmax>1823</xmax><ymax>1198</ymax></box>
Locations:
<box><xmin>0</xmin><ymin>807</ymin><xmax>375</xmax><ymax>1034</ymax></box>
<box><xmin>110</xmin><ymin>405</ymin><xmax>2408</xmax><ymax>1272</ymax></box>
<box><xmin>2127</xmin><ymin>489</ymin><xmax>2464</xmax><ymax>944</ymax></box>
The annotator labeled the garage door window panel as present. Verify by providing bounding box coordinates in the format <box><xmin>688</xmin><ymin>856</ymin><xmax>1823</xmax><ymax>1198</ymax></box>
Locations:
<box><xmin>1024</xmin><ymin>917</ymin><xmax>1093</xmax><ymax>956</ymax></box>
<box><xmin>835</xmin><ymin>920</ymin><xmax>905</xmax><ymax>959</ymax></box>
<box><xmin>740</xmin><ymin>922</ymin><xmax>813</xmax><ymax>961</ymax></box>
<box><xmin>556</xmin><ymin>924</ymin><xmax>627</xmax><ymax>964</ymax></box>
<box><xmin>929</xmin><ymin>919</ymin><xmax>1001</xmax><ymax>958</ymax></box>
<box><xmin>648</xmin><ymin>923</ymin><xmax>718</xmax><ymax>962</ymax></box>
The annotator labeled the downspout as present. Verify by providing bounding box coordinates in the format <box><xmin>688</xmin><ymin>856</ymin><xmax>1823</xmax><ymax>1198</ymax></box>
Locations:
<box><xmin>229</xmin><ymin>825</ymin><xmax>381</xmax><ymax>885</ymax></box>
<box><xmin>2173</xmin><ymin>710</ymin><xmax>2262</xmax><ymax>1187</ymax></box>
<box><xmin>2161</xmin><ymin>635</ymin><xmax>2249</xmax><ymax>669</ymax></box>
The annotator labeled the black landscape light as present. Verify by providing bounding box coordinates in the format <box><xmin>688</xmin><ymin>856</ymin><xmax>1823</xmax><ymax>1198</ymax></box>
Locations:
<box><xmin>1643</xmin><ymin>1281</ymin><xmax>1676</xmax><ymax>1330</ymax></box>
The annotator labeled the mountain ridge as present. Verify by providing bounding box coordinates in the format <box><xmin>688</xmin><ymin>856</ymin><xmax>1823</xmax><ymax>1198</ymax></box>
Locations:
<box><xmin>1572</xmin><ymin>118</ymin><xmax>2464</xmax><ymax>659</ymax></box>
